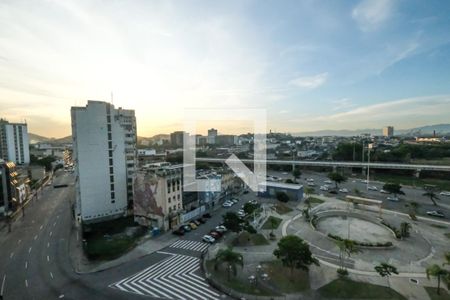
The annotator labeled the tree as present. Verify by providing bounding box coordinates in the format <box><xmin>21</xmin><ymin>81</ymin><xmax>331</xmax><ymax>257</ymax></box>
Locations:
<box><xmin>444</xmin><ymin>252</ymin><xmax>450</xmax><ymax>266</ymax></box>
<box><xmin>407</xmin><ymin>201</ymin><xmax>419</xmax><ymax>219</ymax></box>
<box><xmin>292</xmin><ymin>168</ymin><xmax>301</xmax><ymax>183</ymax></box>
<box><xmin>243</xmin><ymin>202</ymin><xmax>259</xmax><ymax>215</ymax></box>
<box><xmin>382</xmin><ymin>183</ymin><xmax>405</xmax><ymax>198</ymax></box>
<box><xmin>304</xmin><ymin>187</ymin><xmax>315</xmax><ymax>199</ymax></box>
<box><xmin>353</xmin><ymin>188</ymin><xmax>362</xmax><ymax>197</ymax></box>
<box><xmin>276</xmin><ymin>192</ymin><xmax>289</xmax><ymax>203</ymax></box>
<box><xmin>423</xmin><ymin>186</ymin><xmax>440</xmax><ymax>206</ymax></box>
<box><xmin>400</xmin><ymin>222</ymin><xmax>411</xmax><ymax>238</ymax></box>
<box><xmin>426</xmin><ymin>264</ymin><xmax>448</xmax><ymax>295</ymax></box>
<box><xmin>273</xmin><ymin>235</ymin><xmax>319</xmax><ymax>278</ymax></box>
<box><xmin>222</xmin><ymin>212</ymin><xmax>242</xmax><ymax>233</ymax></box>
<box><xmin>374</xmin><ymin>263</ymin><xmax>398</xmax><ymax>288</ymax></box>
<box><xmin>327</xmin><ymin>172</ymin><xmax>347</xmax><ymax>189</ymax></box>
<box><xmin>214</xmin><ymin>247</ymin><xmax>244</xmax><ymax>281</ymax></box>
<box><xmin>336</xmin><ymin>239</ymin><xmax>361</xmax><ymax>274</ymax></box>
<box><xmin>285</xmin><ymin>179</ymin><xmax>294</xmax><ymax>184</ymax></box>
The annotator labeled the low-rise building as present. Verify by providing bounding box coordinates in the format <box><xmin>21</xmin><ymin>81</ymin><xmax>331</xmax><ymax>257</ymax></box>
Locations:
<box><xmin>258</xmin><ymin>181</ymin><xmax>303</xmax><ymax>201</ymax></box>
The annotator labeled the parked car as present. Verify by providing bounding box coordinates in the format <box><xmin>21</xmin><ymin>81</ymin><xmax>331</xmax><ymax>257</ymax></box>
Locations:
<box><xmin>231</xmin><ymin>198</ymin><xmax>239</xmax><ymax>204</ymax></box>
<box><xmin>203</xmin><ymin>213</ymin><xmax>212</xmax><ymax>218</ymax></box>
<box><xmin>320</xmin><ymin>185</ymin><xmax>329</xmax><ymax>191</ymax></box>
<box><xmin>387</xmin><ymin>196</ymin><xmax>399</xmax><ymax>202</ymax></box>
<box><xmin>172</xmin><ymin>229</ymin><xmax>184</xmax><ymax>236</ymax></box>
<box><xmin>197</xmin><ymin>218</ymin><xmax>207</xmax><ymax>224</ymax></box>
<box><xmin>440</xmin><ymin>191</ymin><xmax>450</xmax><ymax>197</ymax></box>
<box><xmin>182</xmin><ymin>225</ymin><xmax>191</xmax><ymax>232</ymax></box>
<box><xmin>188</xmin><ymin>222</ymin><xmax>198</xmax><ymax>229</ymax></box>
<box><xmin>361</xmin><ymin>179</ymin><xmax>368</xmax><ymax>184</ymax></box>
<box><xmin>215</xmin><ymin>225</ymin><xmax>227</xmax><ymax>233</ymax></box>
<box><xmin>209</xmin><ymin>231</ymin><xmax>222</xmax><ymax>239</ymax></box>
<box><xmin>249</xmin><ymin>199</ymin><xmax>258</xmax><ymax>205</ymax></box>
<box><xmin>307</xmin><ymin>182</ymin><xmax>316</xmax><ymax>187</ymax></box>
<box><xmin>222</xmin><ymin>201</ymin><xmax>233</xmax><ymax>208</ymax></box>
<box><xmin>202</xmin><ymin>235</ymin><xmax>215</xmax><ymax>243</ymax></box>
<box><xmin>243</xmin><ymin>190</ymin><xmax>249</xmax><ymax>194</ymax></box>
<box><xmin>324</xmin><ymin>180</ymin><xmax>332</xmax><ymax>184</ymax></box>
<box><xmin>367</xmin><ymin>186</ymin><xmax>378</xmax><ymax>191</ymax></box>
<box><xmin>237</xmin><ymin>209</ymin><xmax>246</xmax><ymax>217</ymax></box>
<box><xmin>192</xmin><ymin>220</ymin><xmax>201</xmax><ymax>226</ymax></box>
<box><xmin>306</xmin><ymin>178</ymin><xmax>314</xmax><ymax>182</ymax></box>
<box><xmin>339</xmin><ymin>188</ymin><xmax>349</xmax><ymax>193</ymax></box>
<box><xmin>427</xmin><ymin>211</ymin><xmax>445</xmax><ymax>218</ymax></box>
<box><xmin>380</xmin><ymin>189</ymin><xmax>390</xmax><ymax>194</ymax></box>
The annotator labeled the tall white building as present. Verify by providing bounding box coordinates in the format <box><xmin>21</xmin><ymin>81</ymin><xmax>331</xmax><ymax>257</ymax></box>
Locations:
<box><xmin>71</xmin><ymin>101</ymin><xmax>137</xmax><ymax>223</ymax></box>
<box><xmin>0</xmin><ymin>119</ymin><xmax>30</xmax><ymax>165</ymax></box>
<box><xmin>382</xmin><ymin>126</ymin><xmax>394</xmax><ymax>137</ymax></box>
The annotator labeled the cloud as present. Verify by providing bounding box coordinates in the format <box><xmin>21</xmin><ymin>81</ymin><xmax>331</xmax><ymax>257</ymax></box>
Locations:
<box><xmin>352</xmin><ymin>0</ymin><xmax>394</xmax><ymax>31</ymax></box>
<box><xmin>289</xmin><ymin>72</ymin><xmax>328</xmax><ymax>89</ymax></box>
<box><xmin>332</xmin><ymin>98</ymin><xmax>355</xmax><ymax>111</ymax></box>
<box><xmin>284</xmin><ymin>95</ymin><xmax>450</xmax><ymax>131</ymax></box>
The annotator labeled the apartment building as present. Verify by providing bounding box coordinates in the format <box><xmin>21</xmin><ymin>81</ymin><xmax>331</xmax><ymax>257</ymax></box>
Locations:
<box><xmin>0</xmin><ymin>119</ymin><xmax>30</xmax><ymax>165</ymax></box>
<box><xmin>71</xmin><ymin>101</ymin><xmax>137</xmax><ymax>224</ymax></box>
<box><xmin>134</xmin><ymin>163</ymin><xmax>183</xmax><ymax>230</ymax></box>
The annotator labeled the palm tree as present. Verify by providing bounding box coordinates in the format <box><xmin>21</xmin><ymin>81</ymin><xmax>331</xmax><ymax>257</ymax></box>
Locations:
<box><xmin>443</xmin><ymin>252</ymin><xmax>450</xmax><ymax>266</ymax></box>
<box><xmin>214</xmin><ymin>247</ymin><xmax>244</xmax><ymax>281</ymax></box>
<box><xmin>374</xmin><ymin>263</ymin><xmax>398</xmax><ymax>288</ymax></box>
<box><xmin>336</xmin><ymin>239</ymin><xmax>361</xmax><ymax>274</ymax></box>
<box><xmin>400</xmin><ymin>222</ymin><xmax>411</xmax><ymax>238</ymax></box>
<box><xmin>304</xmin><ymin>187</ymin><xmax>315</xmax><ymax>199</ymax></box>
<box><xmin>426</xmin><ymin>264</ymin><xmax>448</xmax><ymax>295</ymax></box>
<box><xmin>423</xmin><ymin>189</ymin><xmax>440</xmax><ymax>206</ymax></box>
<box><xmin>408</xmin><ymin>201</ymin><xmax>419</xmax><ymax>219</ymax></box>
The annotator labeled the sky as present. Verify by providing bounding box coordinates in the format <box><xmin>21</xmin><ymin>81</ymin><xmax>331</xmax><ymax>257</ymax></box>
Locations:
<box><xmin>1</xmin><ymin>0</ymin><xmax>450</xmax><ymax>137</ymax></box>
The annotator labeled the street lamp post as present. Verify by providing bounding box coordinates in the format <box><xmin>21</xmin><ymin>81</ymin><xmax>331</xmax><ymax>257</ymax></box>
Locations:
<box><xmin>366</xmin><ymin>143</ymin><xmax>373</xmax><ymax>191</ymax></box>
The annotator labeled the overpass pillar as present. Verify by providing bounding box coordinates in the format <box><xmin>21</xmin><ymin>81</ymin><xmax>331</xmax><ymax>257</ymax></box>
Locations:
<box><xmin>361</xmin><ymin>166</ymin><xmax>366</xmax><ymax>175</ymax></box>
<box><xmin>415</xmin><ymin>169</ymin><xmax>421</xmax><ymax>178</ymax></box>
<box><xmin>332</xmin><ymin>165</ymin><xmax>337</xmax><ymax>172</ymax></box>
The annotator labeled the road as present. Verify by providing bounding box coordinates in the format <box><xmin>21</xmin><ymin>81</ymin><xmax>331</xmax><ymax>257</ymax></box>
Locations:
<box><xmin>0</xmin><ymin>170</ymin><xmax>236</xmax><ymax>300</ymax></box>
<box><xmin>268</xmin><ymin>170</ymin><xmax>450</xmax><ymax>219</ymax></box>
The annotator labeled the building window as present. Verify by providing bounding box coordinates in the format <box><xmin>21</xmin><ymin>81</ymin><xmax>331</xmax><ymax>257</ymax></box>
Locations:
<box><xmin>169</xmin><ymin>207</ymin><xmax>172</xmax><ymax>213</ymax></box>
<box><xmin>108</xmin><ymin>141</ymin><xmax>112</xmax><ymax>149</ymax></box>
<box><xmin>111</xmin><ymin>192</ymin><xmax>115</xmax><ymax>199</ymax></box>
<box><xmin>173</xmin><ymin>205</ymin><xmax>176</xmax><ymax>211</ymax></box>
<box><xmin>168</xmin><ymin>197</ymin><xmax>171</xmax><ymax>203</ymax></box>
<box><xmin>109</xmin><ymin>158</ymin><xmax>113</xmax><ymax>166</ymax></box>
<box><xmin>110</xmin><ymin>175</ymin><xmax>114</xmax><ymax>183</ymax></box>
<box><xmin>110</xmin><ymin>166</ymin><xmax>114</xmax><ymax>174</ymax></box>
<box><xmin>110</xmin><ymin>184</ymin><xmax>114</xmax><ymax>191</ymax></box>
<box><xmin>178</xmin><ymin>203</ymin><xmax>181</xmax><ymax>209</ymax></box>
<box><xmin>108</xmin><ymin>132</ymin><xmax>112</xmax><ymax>140</ymax></box>
<box><xmin>107</xmin><ymin>115</ymin><xmax>111</xmax><ymax>123</ymax></box>
<box><xmin>109</xmin><ymin>150</ymin><xmax>113</xmax><ymax>157</ymax></box>
<box><xmin>107</xmin><ymin>124</ymin><xmax>111</xmax><ymax>131</ymax></box>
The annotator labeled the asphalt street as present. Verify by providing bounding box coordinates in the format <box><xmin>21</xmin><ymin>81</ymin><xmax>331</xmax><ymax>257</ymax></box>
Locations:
<box><xmin>267</xmin><ymin>170</ymin><xmax>450</xmax><ymax>220</ymax></box>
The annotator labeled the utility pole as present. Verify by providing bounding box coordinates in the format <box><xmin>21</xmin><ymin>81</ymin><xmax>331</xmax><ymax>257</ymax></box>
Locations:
<box><xmin>366</xmin><ymin>143</ymin><xmax>372</xmax><ymax>190</ymax></box>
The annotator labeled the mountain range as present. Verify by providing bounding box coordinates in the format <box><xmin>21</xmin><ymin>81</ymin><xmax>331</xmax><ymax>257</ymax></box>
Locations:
<box><xmin>29</xmin><ymin>124</ymin><xmax>450</xmax><ymax>143</ymax></box>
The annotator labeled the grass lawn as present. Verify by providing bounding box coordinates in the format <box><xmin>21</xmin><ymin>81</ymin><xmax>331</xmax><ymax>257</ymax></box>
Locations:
<box><xmin>445</xmin><ymin>233</ymin><xmax>450</xmax><ymax>239</ymax></box>
<box><xmin>307</xmin><ymin>197</ymin><xmax>325</xmax><ymax>205</ymax></box>
<box><xmin>425</xmin><ymin>287</ymin><xmax>450</xmax><ymax>300</ymax></box>
<box><xmin>263</xmin><ymin>260</ymin><xmax>310</xmax><ymax>293</ymax></box>
<box><xmin>372</xmin><ymin>173</ymin><xmax>450</xmax><ymax>191</ymax></box>
<box><xmin>232</xmin><ymin>232</ymin><xmax>270</xmax><ymax>246</ymax></box>
<box><xmin>83</xmin><ymin>216</ymin><xmax>144</xmax><ymax>260</ymax></box>
<box><xmin>318</xmin><ymin>278</ymin><xmax>406</xmax><ymax>299</ymax></box>
<box><xmin>274</xmin><ymin>203</ymin><xmax>293</xmax><ymax>214</ymax></box>
<box><xmin>261</xmin><ymin>216</ymin><xmax>282</xmax><ymax>230</ymax></box>
<box><xmin>206</xmin><ymin>261</ymin><xmax>277</xmax><ymax>296</ymax></box>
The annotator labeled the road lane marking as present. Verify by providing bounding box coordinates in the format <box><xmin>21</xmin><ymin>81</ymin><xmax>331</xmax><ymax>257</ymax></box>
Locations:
<box><xmin>34</xmin><ymin>235</ymin><xmax>38</xmax><ymax>240</ymax></box>
<box><xmin>50</xmin><ymin>272</ymin><xmax>54</xmax><ymax>279</ymax></box>
<box><xmin>56</xmin><ymin>215</ymin><xmax>60</xmax><ymax>219</ymax></box>
<box><xmin>28</xmin><ymin>247</ymin><xmax>32</xmax><ymax>254</ymax></box>
<box><xmin>49</xmin><ymin>231</ymin><xmax>53</xmax><ymax>237</ymax></box>
<box><xmin>18</xmin><ymin>239</ymin><xmax>21</xmax><ymax>245</ymax></box>
<box><xmin>40</xmin><ymin>225</ymin><xmax>43</xmax><ymax>230</ymax></box>
<box><xmin>1</xmin><ymin>274</ymin><xmax>6</xmax><ymax>295</ymax></box>
<box><xmin>47</xmin><ymin>242</ymin><xmax>50</xmax><ymax>248</ymax></box>
<box><xmin>47</xmin><ymin>255</ymin><xmax>50</xmax><ymax>262</ymax></box>
<box><xmin>9</xmin><ymin>252</ymin><xmax>14</xmax><ymax>259</ymax></box>
<box><xmin>25</xmin><ymin>261</ymin><xmax>28</xmax><ymax>269</ymax></box>
<box><xmin>25</xmin><ymin>279</ymin><xmax>28</xmax><ymax>288</ymax></box>
<box><xmin>53</xmin><ymin>222</ymin><xmax>56</xmax><ymax>227</ymax></box>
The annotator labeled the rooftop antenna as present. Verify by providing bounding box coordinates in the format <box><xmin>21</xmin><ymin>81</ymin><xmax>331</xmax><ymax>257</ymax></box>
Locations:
<box><xmin>111</xmin><ymin>91</ymin><xmax>114</xmax><ymax>105</ymax></box>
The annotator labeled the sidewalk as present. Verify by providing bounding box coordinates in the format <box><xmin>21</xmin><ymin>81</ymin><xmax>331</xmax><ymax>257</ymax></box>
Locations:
<box><xmin>69</xmin><ymin>223</ymin><xmax>178</xmax><ymax>274</ymax></box>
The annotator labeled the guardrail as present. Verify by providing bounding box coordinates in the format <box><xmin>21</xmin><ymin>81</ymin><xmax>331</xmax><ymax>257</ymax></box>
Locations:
<box><xmin>196</xmin><ymin>158</ymin><xmax>450</xmax><ymax>172</ymax></box>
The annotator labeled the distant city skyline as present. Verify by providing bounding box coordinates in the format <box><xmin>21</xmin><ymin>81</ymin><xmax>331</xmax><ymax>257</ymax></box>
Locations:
<box><xmin>1</xmin><ymin>0</ymin><xmax>450</xmax><ymax>137</ymax></box>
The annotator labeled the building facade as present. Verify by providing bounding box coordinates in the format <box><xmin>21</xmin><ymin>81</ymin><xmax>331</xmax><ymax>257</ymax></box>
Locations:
<box><xmin>134</xmin><ymin>164</ymin><xmax>183</xmax><ymax>230</ymax></box>
<box><xmin>0</xmin><ymin>119</ymin><xmax>30</xmax><ymax>165</ymax></box>
<box><xmin>170</xmin><ymin>131</ymin><xmax>185</xmax><ymax>147</ymax></box>
<box><xmin>207</xmin><ymin>128</ymin><xmax>217</xmax><ymax>144</ymax></box>
<box><xmin>382</xmin><ymin>126</ymin><xmax>394</xmax><ymax>137</ymax></box>
<box><xmin>0</xmin><ymin>160</ymin><xmax>30</xmax><ymax>216</ymax></box>
<box><xmin>71</xmin><ymin>101</ymin><xmax>137</xmax><ymax>224</ymax></box>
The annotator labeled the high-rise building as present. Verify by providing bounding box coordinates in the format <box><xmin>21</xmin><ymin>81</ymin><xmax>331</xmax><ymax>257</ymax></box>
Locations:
<box><xmin>71</xmin><ymin>101</ymin><xmax>137</xmax><ymax>224</ymax></box>
<box><xmin>207</xmin><ymin>128</ymin><xmax>217</xmax><ymax>144</ymax></box>
<box><xmin>0</xmin><ymin>119</ymin><xmax>30</xmax><ymax>164</ymax></box>
<box><xmin>382</xmin><ymin>126</ymin><xmax>394</xmax><ymax>137</ymax></box>
<box><xmin>170</xmin><ymin>131</ymin><xmax>185</xmax><ymax>147</ymax></box>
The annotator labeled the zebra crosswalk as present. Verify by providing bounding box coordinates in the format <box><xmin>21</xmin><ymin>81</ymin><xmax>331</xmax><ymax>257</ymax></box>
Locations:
<box><xmin>169</xmin><ymin>239</ymin><xmax>210</xmax><ymax>252</ymax></box>
<box><xmin>110</xmin><ymin>252</ymin><xmax>220</xmax><ymax>300</ymax></box>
